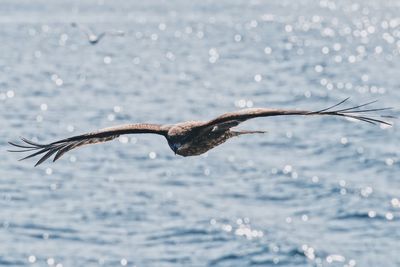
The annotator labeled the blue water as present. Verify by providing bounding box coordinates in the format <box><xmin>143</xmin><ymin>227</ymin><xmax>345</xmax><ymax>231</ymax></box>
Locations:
<box><xmin>1</xmin><ymin>0</ymin><xmax>399</xmax><ymax>266</ymax></box>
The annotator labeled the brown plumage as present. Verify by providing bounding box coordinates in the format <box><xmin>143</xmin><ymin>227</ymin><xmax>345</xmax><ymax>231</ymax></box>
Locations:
<box><xmin>9</xmin><ymin>98</ymin><xmax>394</xmax><ymax>166</ymax></box>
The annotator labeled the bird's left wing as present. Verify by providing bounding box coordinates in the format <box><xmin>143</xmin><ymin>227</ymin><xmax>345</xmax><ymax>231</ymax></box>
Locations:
<box><xmin>198</xmin><ymin>98</ymin><xmax>393</xmax><ymax>131</ymax></box>
<box><xmin>71</xmin><ymin>22</ymin><xmax>95</xmax><ymax>38</ymax></box>
<box><xmin>9</xmin><ymin>123</ymin><xmax>168</xmax><ymax>166</ymax></box>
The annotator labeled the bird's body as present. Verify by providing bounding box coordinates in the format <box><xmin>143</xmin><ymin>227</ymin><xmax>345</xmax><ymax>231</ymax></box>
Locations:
<box><xmin>165</xmin><ymin>121</ymin><xmax>265</xmax><ymax>156</ymax></box>
<box><xmin>9</xmin><ymin>99</ymin><xmax>393</xmax><ymax>166</ymax></box>
<box><xmin>175</xmin><ymin>130</ymin><xmax>233</xmax><ymax>156</ymax></box>
<box><xmin>171</xmin><ymin>125</ymin><xmax>232</xmax><ymax>156</ymax></box>
<box><xmin>71</xmin><ymin>22</ymin><xmax>124</xmax><ymax>45</ymax></box>
<box><xmin>88</xmin><ymin>33</ymin><xmax>104</xmax><ymax>44</ymax></box>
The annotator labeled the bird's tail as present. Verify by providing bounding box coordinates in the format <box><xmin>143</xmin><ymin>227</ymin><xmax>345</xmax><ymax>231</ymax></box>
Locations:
<box><xmin>231</xmin><ymin>130</ymin><xmax>266</xmax><ymax>136</ymax></box>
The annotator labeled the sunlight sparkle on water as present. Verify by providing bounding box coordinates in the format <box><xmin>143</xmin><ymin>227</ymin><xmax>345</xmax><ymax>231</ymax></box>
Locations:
<box><xmin>36</xmin><ymin>115</ymin><xmax>43</xmax><ymax>122</ymax></box>
<box><xmin>108</xmin><ymin>114</ymin><xmax>115</xmax><ymax>121</ymax></box>
<box><xmin>264</xmin><ymin>46</ymin><xmax>272</xmax><ymax>54</ymax></box>
<box><xmin>368</xmin><ymin>210</ymin><xmax>376</xmax><ymax>218</ymax></box>
<box><xmin>113</xmin><ymin>106</ymin><xmax>122</xmax><ymax>113</ymax></box>
<box><xmin>385</xmin><ymin>212</ymin><xmax>394</xmax><ymax>221</ymax></box>
<box><xmin>302</xmin><ymin>244</ymin><xmax>315</xmax><ymax>260</ymax></box>
<box><xmin>208</xmin><ymin>48</ymin><xmax>219</xmax><ymax>64</ymax></box>
<box><xmin>40</xmin><ymin>103</ymin><xmax>48</xmax><ymax>111</ymax></box>
<box><xmin>234</xmin><ymin>34</ymin><xmax>242</xmax><ymax>42</ymax></box>
<box><xmin>45</xmin><ymin>168</ymin><xmax>53</xmax><ymax>175</ymax></box>
<box><xmin>149</xmin><ymin>151</ymin><xmax>157</xmax><ymax>159</ymax></box>
<box><xmin>47</xmin><ymin>258</ymin><xmax>55</xmax><ymax>265</ymax></box>
<box><xmin>234</xmin><ymin>220</ymin><xmax>263</xmax><ymax>239</ymax></box>
<box><xmin>326</xmin><ymin>254</ymin><xmax>345</xmax><ymax>263</ymax></box>
<box><xmin>360</xmin><ymin>186</ymin><xmax>373</xmax><ymax>197</ymax></box>
<box><xmin>6</xmin><ymin>90</ymin><xmax>15</xmax><ymax>98</ymax></box>
<box><xmin>28</xmin><ymin>255</ymin><xmax>36</xmax><ymax>263</ymax></box>
<box><xmin>283</xmin><ymin>165</ymin><xmax>293</xmax><ymax>174</ymax></box>
<box><xmin>254</xmin><ymin>74</ymin><xmax>262</xmax><ymax>82</ymax></box>
<box><xmin>391</xmin><ymin>198</ymin><xmax>400</xmax><ymax>208</ymax></box>
<box><xmin>69</xmin><ymin>155</ymin><xmax>76</xmax><ymax>162</ymax></box>
<box><xmin>104</xmin><ymin>56</ymin><xmax>112</xmax><ymax>64</ymax></box>
<box><xmin>119</xmin><ymin>136</ymin><xmax>129</xmax><ymax>144</ymax></box>
<box><xmin>385</xmin><ymin>158</ymin><xmax>394</xmax><ymax>166</ymax></box>
<box><xmin>222</xmin><ymin>224</ymin><xmax>232</xmax><ymax>232</ymax></box>
<box><xmin>120</xmin><ymin>258</ymin><xmax>128</xmax><ymax>266</ymax></box>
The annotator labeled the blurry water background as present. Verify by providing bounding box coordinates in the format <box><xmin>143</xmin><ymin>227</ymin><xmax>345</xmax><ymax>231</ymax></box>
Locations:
<box><xmin>0</xmin><ymin>0</ymin><xmax>399</xmax><ymax>266</ymax></box>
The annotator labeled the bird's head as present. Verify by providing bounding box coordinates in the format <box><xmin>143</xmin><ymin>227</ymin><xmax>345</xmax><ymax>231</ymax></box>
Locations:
<box><xmin>167</xmin><ymin>140</ymin><xmax>182</xmax><ymax>154</ymax></box>
<box><xmin>89</xmin><ymin>35</ymin><xmax>98</xmax><ymax>43</ymax></box>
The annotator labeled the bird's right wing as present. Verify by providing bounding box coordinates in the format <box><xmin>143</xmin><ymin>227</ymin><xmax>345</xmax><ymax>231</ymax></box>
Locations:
<box><xmin>9</xmin><ymin>123</ymin><xmax>168</xmax><ymax>166</ymax></box>
<box><xmin>105</xmin><ymin>30</ymin><xmax>125</xmax><ymax>36</ymax></box>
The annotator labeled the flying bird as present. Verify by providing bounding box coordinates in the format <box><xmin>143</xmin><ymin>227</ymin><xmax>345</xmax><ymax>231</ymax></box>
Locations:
<box><xmin>9</xmin><ymin>99</ymin><xmax>393</xmax><ymax>166</ymax></box>
<box><xmin>71</xmin><ymin>22</ymin><xmax>125</xmax><ymax>45</ymax></box>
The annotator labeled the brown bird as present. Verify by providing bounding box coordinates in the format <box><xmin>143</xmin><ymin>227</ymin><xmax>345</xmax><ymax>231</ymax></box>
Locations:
<box><xmin>9</xmin><ymin>98</ymin><xmax>393</xmax><ymax>166</ymax></box>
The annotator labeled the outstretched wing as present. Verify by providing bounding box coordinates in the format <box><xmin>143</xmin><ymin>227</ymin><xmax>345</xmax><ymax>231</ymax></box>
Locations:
<box><xmin>105</xmin><ymin>30</ymin><xmax>125</xmax><ymax>36</ymax></box>
<box><xmin>200</xmin><ymin>98</ymin><xmax>394</xmax><ymax>131</ymax></box>
<box><xmin>9</xmin><ymin>123</ymin><xmax>168</xmax><ymax>166</ymax></box>
<box><xmin>71</xmin><ymin>22</ymin><xmax>95</xmax><ymax>38</ymax></box>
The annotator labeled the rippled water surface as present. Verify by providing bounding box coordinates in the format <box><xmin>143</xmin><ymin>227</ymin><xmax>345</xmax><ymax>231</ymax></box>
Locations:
<box><xmin>1</xmin><ymin>0</ymin><xmax>399</xmax><ymax>266</ymax></box>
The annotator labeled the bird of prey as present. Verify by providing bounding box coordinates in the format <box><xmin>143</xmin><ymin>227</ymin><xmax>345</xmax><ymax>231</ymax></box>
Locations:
<box><xmin>71</xmin><ymin>22</ymin><xmax>125</xmax><ymax>45</ymax></box>
<box><xmin>9</xmin><ymin>99</ymin><xmax>393</xmax><ymax>166</ymax></box>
